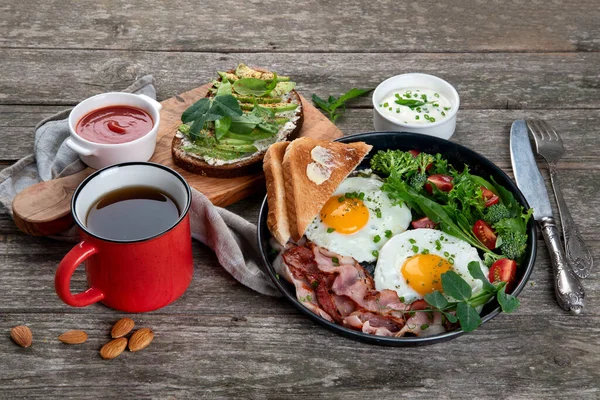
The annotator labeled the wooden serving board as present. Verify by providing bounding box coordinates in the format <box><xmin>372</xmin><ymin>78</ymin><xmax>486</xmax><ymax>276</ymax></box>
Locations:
<box><xmin>12</xmin><ymin>84</ymin><xmax>342</xmax><ymax>236</ymax></box>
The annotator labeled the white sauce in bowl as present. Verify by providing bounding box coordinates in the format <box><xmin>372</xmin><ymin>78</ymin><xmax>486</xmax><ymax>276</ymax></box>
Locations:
<box><xmin>377</xmin><ymin>88</ymin><xmax>452</xmax><ymax>125</ymax></box>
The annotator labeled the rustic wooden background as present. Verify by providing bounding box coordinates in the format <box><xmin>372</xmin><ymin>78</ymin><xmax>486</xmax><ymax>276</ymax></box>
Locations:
<box><xmin>1</xmin><ymin>1</ymin><xmax>599</xmax><ymax>399</ymax></box>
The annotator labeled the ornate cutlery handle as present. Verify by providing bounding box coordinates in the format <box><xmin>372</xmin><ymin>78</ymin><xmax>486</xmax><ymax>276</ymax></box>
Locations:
<box><xmin>540</xmin><ymin>217</ymin><xmax>584</xmax><ymax>314</ymax></box>
<box><xmin>549</xmin><ymin>167</ymin><xmax>593</xmax><ymax>278</ymax></box>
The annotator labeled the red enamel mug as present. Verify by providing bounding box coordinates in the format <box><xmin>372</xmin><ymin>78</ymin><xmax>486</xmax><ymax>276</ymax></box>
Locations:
<box><xmin>55</xmin><ymin>162</ymin><xmax>194</xmax><ymax>312</ymax></box>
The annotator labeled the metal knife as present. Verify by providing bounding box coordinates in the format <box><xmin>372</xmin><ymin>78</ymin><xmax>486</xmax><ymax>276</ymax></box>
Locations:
<box><xmin>510</xmin><ymin>120</ymin><xmax>584</xmax><ymax>314</ymax></box>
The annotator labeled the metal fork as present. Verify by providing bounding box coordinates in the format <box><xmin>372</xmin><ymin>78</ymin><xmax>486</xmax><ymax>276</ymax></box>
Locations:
<box><xmin>526</xmin><ymin>120</ymin><xmax>593</xmax><ymax>278</ymax></box>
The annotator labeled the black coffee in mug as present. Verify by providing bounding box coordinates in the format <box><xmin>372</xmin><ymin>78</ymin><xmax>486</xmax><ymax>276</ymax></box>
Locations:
<box><xmin>86</xmin><ymin>186</ymin><xmax>180</xmax><ymax>241</ymax></box>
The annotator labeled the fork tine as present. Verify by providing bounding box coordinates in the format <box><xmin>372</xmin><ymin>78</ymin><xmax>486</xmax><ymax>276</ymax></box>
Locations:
<box><xmin>539</xmin><ymin>120</ymin><xmax>562</xmax><ymax>143</ymax></box>
<box><xmin>526</xmin><ymin>119</ymin><xmax>542</xmax><ymax>142</ymax></box>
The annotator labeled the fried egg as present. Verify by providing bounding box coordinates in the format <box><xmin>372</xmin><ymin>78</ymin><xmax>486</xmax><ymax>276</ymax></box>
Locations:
<box><xmin>305</xmin><ymin>176</ymin><xmax>412</xmax><ymax>262</ymax></box>
<box><xmin>374</xmin><ymin>229</ymin><xmax>489</xmax><ymax>303</ymax></box>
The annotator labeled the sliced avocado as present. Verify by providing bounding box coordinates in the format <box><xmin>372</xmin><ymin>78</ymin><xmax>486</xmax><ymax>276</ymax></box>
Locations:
<box><xmin>214</xmin><ymin>143</ymin><xmax>258</xmax><ymax>153</ymax></box>
<box><xmin>235</xmin><ymin>63</ymin><xmax>290</xmax><ymax>81</ymax></box>
<box><xmin>182</xmin><ymin>144</ymin><xmax>243</xmax><ymax>161</ymax></box>
<box><xmin>270</xmin><ymin>82</ymin><xmax>296</xmax><ymax>97</ymax></box>
<box><xmin>218</xmin><ymin>71</ymin><xmax>239</xmax><ymax>82</ymax></box>
<box><xmin>224</xmin><ymin>129</ymin><xmax>275</xmax><ymax>141</ymax></box>
<box><xmin>233</xmin><ymin>94</ymin><xmax>282</xmax><ymax>104</ymax></box>
<box><xmin>218</xmin><ymin>138</ymin><xmax>254</xmax><ymax>145</ymax></box>
<box><xmin>240</xmin><ymin>102</ymin><xmax>298</xmax><ymax>112</ymax></box>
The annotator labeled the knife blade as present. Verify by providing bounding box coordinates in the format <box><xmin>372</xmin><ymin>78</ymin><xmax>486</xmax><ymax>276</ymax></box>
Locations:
<box><xmin>510</xmin><ymin>120</ymin><xmax>584</xmax><ymax>314</ymax></box>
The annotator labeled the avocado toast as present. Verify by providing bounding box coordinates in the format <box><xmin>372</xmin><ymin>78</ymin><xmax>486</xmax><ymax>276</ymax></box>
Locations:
<box><xmin>172</xmin><ymin>64</ymin><xmax>303</xmax><ymax>178</ymax></box>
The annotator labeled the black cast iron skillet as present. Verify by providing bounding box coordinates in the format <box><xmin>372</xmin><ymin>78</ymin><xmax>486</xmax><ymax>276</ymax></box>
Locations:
<box><xmin>257</xmin><ymin>131</ymin><xmax>537</xmax><ymax>346</ymax></box>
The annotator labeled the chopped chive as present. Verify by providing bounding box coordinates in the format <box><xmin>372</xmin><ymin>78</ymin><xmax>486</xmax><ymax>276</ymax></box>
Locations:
<box><xmin>412</xmin><ymin>245</ymin><xmax>419</xmax><ymax>253</ymax></box>
<box><xmin>444</xmin><ymin>107</ymin><xmax>450</xmax><ymax>111</ymax></box>
<box><xmin>385</xmin><ymin>229</ymin><xmax>393</xmax><ymax>238</ymax></box>
<box><xmin>327</xmin><ymin>227</ymin><xmax>335</xmax><ymax>233</ymax></box>
<box><xmin>415</xmin><ymin>116</ymin><xmax>420</xmax><ymax>120</ymax></box>
<box><xmin>338</xmin><ymin>196</ymin><xmax>345</xmax><ymax>202</ymax></box>
<box><xmin>429</xmin><ymin>117</ymin><xmax>436</xmax><ymax>122</ymax></box>
<box><xmin>372</xmin><ymin>250</ymin><xmax>379</xmax><ymax>258</ymax></box>
<box><xmin>409</xmin><ymin>238</ymin><xmax>417</xmax><ymax>244</ymax></box>
<box><xmin>373</xmin><ymin>235</ymin><xmax>381</xmax><ymax>243</ymax></box>
<box><xmin>434</xmin><ymin>93</ymin><xmax>440</xmax><ymax>98</ymax></box>
<box><xmin>358</xmin><ymin>192</ymin><xmax>365</xmax><ymax>200</ymax></box>
<box><xmin>422</xmin><ymin>248</ymin><xmax>430</xmax><ymax>255</ymax></box>
<box><xmin>421</xmin><ymin>324</ymin><xmax>429</xmax><ymax>330</ymax></box>
<box><xmin>332</xmin><ymin>257</ymin><xmax>339</xmax><ymax>265</ymax></box>
<box><xmin>441</xmin><ymin>111</ymin><xmax>446</xmax><ymax>116</ymax></box>
<box><xmin>383</xmin><ymin>102</ymin><xmax>389</xmax><ymax>107</ymax></box>
<box><xmin>389</xmin><ymin>107</ymin><xmax>392</xmax><ymax>111</ymax></box>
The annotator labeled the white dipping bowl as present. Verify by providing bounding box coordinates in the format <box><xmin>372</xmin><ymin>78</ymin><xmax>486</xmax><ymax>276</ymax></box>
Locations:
<box><xmin>372</xmin><ymin>73</ymin><xmax>460</xmax><ymax>139</ymax></box>
<box><xmin>67</xmin><ymin>92</ymin><xmax>162</xmax><ymax>170</ymax></box>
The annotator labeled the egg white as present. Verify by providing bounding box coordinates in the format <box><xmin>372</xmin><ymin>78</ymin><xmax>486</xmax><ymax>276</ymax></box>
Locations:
<box><xmin>374</xmin><ymin>228</ymin><xmax>489</xmax><ymax>303</ymax></box>
<box><xmin>305</xmin><ymin>176</ymin><xmax>412</xmax><ymax>262</ymax></box>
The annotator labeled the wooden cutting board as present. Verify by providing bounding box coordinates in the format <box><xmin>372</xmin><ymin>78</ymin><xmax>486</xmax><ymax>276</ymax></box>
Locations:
<box><xmin>12</xmin><ymin>84</ymin><xmax>342</xmax><ymax>236</ymax></box>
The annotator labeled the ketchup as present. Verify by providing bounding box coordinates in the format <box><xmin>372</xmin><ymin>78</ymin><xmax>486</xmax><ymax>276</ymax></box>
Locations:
<box><xmin>76</xmin><ymin>105</ymin><xmax>153</xmax><ymax>144</ymax></box>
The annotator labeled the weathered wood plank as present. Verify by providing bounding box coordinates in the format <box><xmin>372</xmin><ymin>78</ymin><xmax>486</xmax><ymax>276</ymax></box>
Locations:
<box><xmin>0</xmin><ymin>204</ymin><xmax>597</xmax><ymax>318</ymax></box>
<box><xmin>1</xmin><ymin>106</ymin><xmax>600</xmax><ymax>164</ymax></box>
<box><xmin>1</xmin><ymin>50</ymin><xmax>600</xmax><ymax>110</ymax></box>
<box><xmin>1</xmin><ymin>0</ymin><xmax>599</xmax><ymax>53</ymax></box>
<box><xmin>0</xmin><ymin>313</ymin><xmax>598</xmax><ymax>399</ymax></box>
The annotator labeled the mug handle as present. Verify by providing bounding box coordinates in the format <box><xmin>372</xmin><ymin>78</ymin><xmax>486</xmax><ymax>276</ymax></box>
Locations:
<box><xmin>66</xmin><ymin>138</ymin><xmax>94</xmax><ymax>156</ymax></box>
<box><xmin>55</xmin><ymin>241</ymin><xmax>105</xmax><ymax>307</ymax></box>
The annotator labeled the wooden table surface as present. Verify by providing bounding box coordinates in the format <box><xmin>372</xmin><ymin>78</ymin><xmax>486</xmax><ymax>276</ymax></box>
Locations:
<box><xmin>1</xmin><ymin>1</ymin><xmax>599</xmax><ymax>399</ymax></box>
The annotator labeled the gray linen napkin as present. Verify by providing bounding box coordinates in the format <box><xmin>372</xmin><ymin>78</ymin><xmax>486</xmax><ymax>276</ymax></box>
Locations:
<box><xmin>0</xmin><ymin>76</ymin><xmax>280</xmax><ymax>297</ymax></box>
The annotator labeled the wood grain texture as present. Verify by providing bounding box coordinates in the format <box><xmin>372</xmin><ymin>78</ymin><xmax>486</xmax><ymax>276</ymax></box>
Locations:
<box><xmin>1</xmin><ymin>0</ymin><xmax>600</xmax><ymax>52</ymax></box>
<box><xmin>1</xmin><ymin>0</ymin><xmax>600</xmax><ymax>398</ymax></box>
<box><xmin>2</xmin><ymin>50</ymin><xmax>600</xmax><ymax>110</ymax></box>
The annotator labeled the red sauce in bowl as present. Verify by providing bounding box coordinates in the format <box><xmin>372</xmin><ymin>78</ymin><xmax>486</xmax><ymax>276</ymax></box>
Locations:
<box><xmin>76</xmin><ymin>105</ymin><xmax>154</xmax><ymax>144</ymax></box>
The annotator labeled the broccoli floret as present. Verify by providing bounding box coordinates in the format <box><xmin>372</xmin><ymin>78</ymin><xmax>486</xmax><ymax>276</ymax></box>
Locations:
<box><xmin>498</xmin><ymin>230</ymin><xmax>527</xmax><ymax>261</ymax></box>
<box><xmin>484</xmin><ymin>204</ymin><xmax>511</xmax><ymax>225</ymax></box>
<box><xmin>415</xmin><ymin>152</ymin><xmax>435</xmax><ymax>173</ymax></box>
<box><xmin>370</xmin><ymin>150</ymin><xmax>418</xmax><ymax>176</ymax></box>
<box><xmin>409</xmin><ymin>172</ymin><xmax>427</xmax><ymax>190</ymax></box>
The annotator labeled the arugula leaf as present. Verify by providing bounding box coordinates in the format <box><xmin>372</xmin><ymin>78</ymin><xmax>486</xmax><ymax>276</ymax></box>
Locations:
<box><xmin>424</xmin><ymin>291</ymin><xmax>449</xmax><ymax>309</ymax></box>
<box><xmin>312</xmin><ymin>88</ymin><xmax>373</xmax><ymax>122</ymax></box>
<box><xmin>456</xmin><ymin>302</ymin><xmax>482</xmax><ymax>332</ymax></box>
<box><xmin>497</xmin><ymin>285</ymin><xmax>520</xmax><ymax>313</ymax></box>
<box><xmin>467</xmin><ymin>261</ymin><xmax>496</xmax><ymax>292</ymax></box>
<box><xmin>441</xmin><ymin>271</ymin><xmax>472</xmax><ymax>301</ymax></box>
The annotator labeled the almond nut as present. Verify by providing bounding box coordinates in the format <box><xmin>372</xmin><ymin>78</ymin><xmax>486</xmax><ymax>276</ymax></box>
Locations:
<box><xmin>100</xmin><ymin>337</ymin><xmax>128</xmax><ymax>360</ymax></box>
<box><xmin>128</xmin><ymin>328</ymin><xmax>154</xmax><ymax>352</ymax></box>
<box><xmin>111</xmin><ymin>317</ymin><xmax>135</xmax><ymax>338</ymax></box>
<box><xmin>58</xmin><ymin>330</ymin><xmax>88</xmax><ymax>344</ymax></box>
<box><xmin>10</xmin><ymin>325</ymin><xmax>32</xmax><ymax>348</ymax></box>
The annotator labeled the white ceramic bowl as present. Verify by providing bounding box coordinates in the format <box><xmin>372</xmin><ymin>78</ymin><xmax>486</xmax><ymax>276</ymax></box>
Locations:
<box><xmin>67</xmin><ymin>92</ymin><xmax>162</xmax><ymax>169</ymax></box>
<box><xmin>372</xmin><ymin>73</ymin><xmax>460</xmax><ymax>139</ymax></box>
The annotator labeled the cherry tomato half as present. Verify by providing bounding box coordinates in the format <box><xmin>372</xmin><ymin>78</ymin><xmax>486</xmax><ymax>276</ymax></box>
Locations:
<box><xmin>424</xmin><ymin>174</ymin><xmax>454</xmax><ymax>194</ymax></box>
<box><xmin>489</xmin><ymin>258</ymin><xmax>517</xmax><ymax>291</ymax></box>
<box><xmin>473</xmin><ymin>219</ymin><xmax>497</xmax><ymax>250</ymax></box>
<box><xmin>481</xmin><ymin>186</ymin><xmax>500</xmax><ymax>207</ymax></box>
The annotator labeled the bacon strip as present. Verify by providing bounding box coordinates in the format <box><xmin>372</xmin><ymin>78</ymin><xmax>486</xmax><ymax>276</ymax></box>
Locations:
<box><xmin>280</xmin><ymin>243</ymin><xmax>442</xmax><ymax>337</ymax></box>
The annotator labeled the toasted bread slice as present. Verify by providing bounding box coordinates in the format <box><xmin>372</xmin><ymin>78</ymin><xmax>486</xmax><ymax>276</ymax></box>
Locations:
<box><xmin>282</xmin><ymin>138</ymin><xmax>372</xmax><ymax>241</ymax></box>
<box><xmin>263</xmin><ymin>141</ymin><xmax>291</xmax><ymax>245</ymax></box>
<box><xmin>172</xmin><ymin>66</ymin><xmax>303</xmax><ymax>179</ymax></box>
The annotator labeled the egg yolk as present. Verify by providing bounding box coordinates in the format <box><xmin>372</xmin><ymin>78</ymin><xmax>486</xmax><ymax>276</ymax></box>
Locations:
<box><xmin>401</xmin><ymin>254</ymin><xmax>452</xmax><ymax>296</ymax></box>
<box><xmin>320</xmin><ymin>196</ymin><xmax>369</xmax><ymax>235</ymax></box>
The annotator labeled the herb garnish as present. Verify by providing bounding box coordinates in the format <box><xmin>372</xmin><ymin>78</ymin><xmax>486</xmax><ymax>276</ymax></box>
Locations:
<box><xmin>418</xmin><ymin>261</ymin><xmax>520</xmax><ymax>332</ymax></box>
<box><xmin>312</xmin><ymin>88</ymin><xmax>373</xmax><ymax>122</ymax></box>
